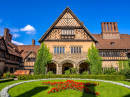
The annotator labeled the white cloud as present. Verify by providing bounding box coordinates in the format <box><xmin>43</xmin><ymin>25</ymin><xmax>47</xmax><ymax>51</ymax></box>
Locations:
<box><xmin>20</xmin><ymin>24</ymin><xmax>36</xmax><ymax>34</ymax></box>
<box><xmin>12</xmin><ymin>34</ymin><xmax>20</xmax><ymax>38</ymax></box>
<box><xmin>11</xmin><ymin>40</ymin><xmax>24</xmax><ymax>45</ymax></box>
<box><xmin>10</xmin><ymin>28</ymin><xmax>19</xmax><ymax>33</ymax></box>
<box><xmin>0</xmin><ymin>19</ymin><xmax>3</xmax><ymax>23</ymax></box>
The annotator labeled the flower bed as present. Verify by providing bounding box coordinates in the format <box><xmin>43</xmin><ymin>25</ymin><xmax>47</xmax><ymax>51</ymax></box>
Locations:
<box><xmin>42</xmin><ymin>80</ymin><xmax>99</xmax><ymax>95</ymax></box>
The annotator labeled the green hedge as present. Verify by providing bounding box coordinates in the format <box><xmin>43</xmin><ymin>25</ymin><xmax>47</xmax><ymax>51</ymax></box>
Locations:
<box><xmin>18</xmin><ymin>75</ymin><xmax>126</xmax><ymax>81</ymax></box>
<box><xmin>0</xmin><ymin>78</ymin><xmax>14</xmax><ymax>83</ymax></box>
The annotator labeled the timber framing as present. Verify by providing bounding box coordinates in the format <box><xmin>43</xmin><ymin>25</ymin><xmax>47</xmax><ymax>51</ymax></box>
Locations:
<box><xmin>38</xmin><ymin>7</ymin><xmax>98</xmax><ymax>43</ymax></box>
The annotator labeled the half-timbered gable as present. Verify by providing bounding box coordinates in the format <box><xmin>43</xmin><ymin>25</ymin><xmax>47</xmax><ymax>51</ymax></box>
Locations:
<box><xmin>39</xmin><ymin>7</ymin><xmax>97</xmax><ymax>42</ymax></box>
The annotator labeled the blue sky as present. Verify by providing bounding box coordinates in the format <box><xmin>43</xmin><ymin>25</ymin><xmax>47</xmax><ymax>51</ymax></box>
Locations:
<box><xmin>0</xmin><ymin>0</ymin><xmax>130</xmax><ymax>45</ymax></box>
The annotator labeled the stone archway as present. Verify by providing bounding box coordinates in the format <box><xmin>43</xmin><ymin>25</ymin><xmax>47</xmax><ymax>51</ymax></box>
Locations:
<box><xmin>78</xmin><ymin>60</ymin><xmax>90</xmax><ymax>74</ymax></box>
<box><xmin>46</xmin><ymin>63</ymin><xmax>57</xmax><ymax>74</ymax></box>
<box><xmin>62</xmin><ymin>63</ymin><xmax>73</xmax><ymax>74</ymax></box>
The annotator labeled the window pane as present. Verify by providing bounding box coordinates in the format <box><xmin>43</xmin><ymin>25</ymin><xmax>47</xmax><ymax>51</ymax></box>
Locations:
<box><xmin>77</xmin><ymin>47</ymin><xmax>78</xmax><ymax>53</ymax></box>
<box><xmin>74</xmin><ymin>47</ymin><xmax>76</xmax><ymax>53</ymax></box>
<box><xmin>63</xmin><ymin>47</ymin><xmax>65</xmax><ymax>53</ymax></box>
<box><xmin>54</xmin><ymin>47</ymin><xmax>56</xmax><ymax>53</ymax></box>
<box><xmin>57</xmin><ymin>47</ymin><xmax>59</xmax><ymax>53</ymax></box>
<box><xmin>72</xmin><ymin>30</ymin><xmax>74</xmax><ymax>35</ymax></box>
<box><xmin>60</xmin><ymin>47</ymin><xmax>62</xmax><ymax>53</ymax></box>
<box><xmin>71</xmin><ymin>47</ymin><xmax>73</xmax><ymax>53</ymax></box>
<box><xmin>79</xmin><ymin>47</ymin><xmax>81</xmax><ymax>53</ymax></box>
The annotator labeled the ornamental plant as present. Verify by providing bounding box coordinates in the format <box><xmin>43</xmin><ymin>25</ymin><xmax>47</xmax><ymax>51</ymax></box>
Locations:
<box><xmin>42</xmin><ymin>80</ymin><xmax>99</xmax><ymax>95</ymax></box>
<box><xmin>86</xmin><ymin>44</ymin><xmax>103</xmax><ymax>75</ymax></box>
<box><xmin>34</xmin><ymin>42</ymin><xmax>52</xmax><ymax>75</ymax></box>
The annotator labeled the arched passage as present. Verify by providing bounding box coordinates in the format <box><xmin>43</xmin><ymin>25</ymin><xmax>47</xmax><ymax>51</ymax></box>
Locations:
<box><xmin>78</xmin><ymin>61</ymin><xmax>90</xmax><ymax>74</ymax></box>
<box><xmin>62</xmin><ymin>63</ymin><xmax>73</xmax><ymax>74</ymax></box>
<box><xmin>46</xmin><ymin>63</ymin><xmax>57</xmax><ymax>74</ymax></box>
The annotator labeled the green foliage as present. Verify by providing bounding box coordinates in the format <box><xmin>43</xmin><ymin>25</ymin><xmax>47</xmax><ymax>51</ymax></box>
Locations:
<box><xmin>103</xmin><ymin>66</ymin><xmax>117</xmax><ymax>75</ymax></box>
<box><xmin>65</xmin><ymin>67</ymin><xmax>78</xmax><ymax>75</ymax></box>
<box><xmin>86</xmin><ymin>44</ymin><xmax>102</xmax><ymax>75</ymax></box>
<box><xmin>125</xmin><ymin>69</ymin><xmax>130</xmax><ymax>79</ymax></box>
<box><xmin>119</xmin><ymin>68</ymin><xmax>130</xmax><ymax>75</ymax></box>
<box><xmin>65</xmin><ymin>69</ymin><xmax>71</xmax><ymax>75</ymax></box>
<box><xmin>118</xmin><ymin>60</ymin><xmax>129</xmax><ymax>71</ymax></box>
<box><xmin>4</xmin><ymin>72</ymin><xmax>11</xmax><ymax>78</ymax></box>
<box><xmin>47</xmin><ymin>71</ymin><xmax>54</xmax><ymax>75</ymax></box>
<box><xmin>81</xmin><ymin>71</ymin><xmax>89</xmax><ymax>75</ymax></box>
<box><xmin>34</xmin><ymin>42</ymin><xmax>52</xmax><ymax>75</ymax></box>
<box><xmin>17</xmin><ymin>74</ymin><xmax>126</xmax><ymax>81</ymax></box>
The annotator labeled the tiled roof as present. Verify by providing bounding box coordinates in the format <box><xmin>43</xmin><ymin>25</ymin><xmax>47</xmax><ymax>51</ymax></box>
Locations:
<box><xmin>7</xmin><ymin>42</ymin><xmax>22</xmax><ymax>57</ymax></box>
<box><xmin>93</xmin><ymin>34</ymin><xmax>130</xmax><ymax>49</ymax></box>
<box><xmin>17</xmin><ymin>45</ymin><xmax>40</xmax><ymax>58</ymax></box>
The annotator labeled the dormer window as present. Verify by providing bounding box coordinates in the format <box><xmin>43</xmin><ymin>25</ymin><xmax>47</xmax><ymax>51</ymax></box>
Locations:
<box><xmin>96</xmin><ymin>42</ymin><xmax>99</xmax><ymax>45</ymax></box>
<box><xmin>111</xmin><ymin>42</ymin><xmax>114</xmax><ymax>45</ymax></box>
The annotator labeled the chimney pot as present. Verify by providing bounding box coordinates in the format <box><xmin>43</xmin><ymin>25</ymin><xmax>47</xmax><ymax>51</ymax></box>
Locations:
<box><xmin>32</xmin><ymin>39</ymin><xmax>35</xmax><ymax>45</ymax></box>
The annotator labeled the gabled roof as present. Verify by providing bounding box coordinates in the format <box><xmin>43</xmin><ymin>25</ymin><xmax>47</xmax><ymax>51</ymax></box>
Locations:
<box><xmin>38</xmin><ymin>6</ymin><xmax>98</xmax><ymax>42</ymax></box>
<box><xmin>17</xmin><ymin>45</ymin><xmax>40</xmax><ymax>58</ymax></box>
<box><xmin>24</xmin><ymin>50</ymin><xmax>37</xmax><ymax>59</ymax></box>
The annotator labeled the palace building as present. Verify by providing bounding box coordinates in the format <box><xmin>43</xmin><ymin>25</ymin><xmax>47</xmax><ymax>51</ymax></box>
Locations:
<box><xmin>0</xmin><ymin>7</ymin><xmax>130</xmax><ymax>74</ymax></box>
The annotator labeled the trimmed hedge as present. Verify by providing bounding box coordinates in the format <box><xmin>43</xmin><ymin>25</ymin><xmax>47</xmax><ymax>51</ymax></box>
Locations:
<box><xmin>0</xmin><ymin>78</ymin><xmax>14</xmax><ymax>83</ymax></box>
<box><xmin>18</xmin><ymin>75</ymin><xmax>126</xmax><ymax>81</ymax></box>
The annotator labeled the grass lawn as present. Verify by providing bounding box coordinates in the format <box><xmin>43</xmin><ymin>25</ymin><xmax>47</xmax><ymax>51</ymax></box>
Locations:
<box><xmin>0</xmin><ymin>80</ymin><xmax>24</xmax><ymax>91</ymax></box>
<box><xmin>8</xmin><ymin>80</ymin><xmax>130</xmax><ymax>97</ymax></box>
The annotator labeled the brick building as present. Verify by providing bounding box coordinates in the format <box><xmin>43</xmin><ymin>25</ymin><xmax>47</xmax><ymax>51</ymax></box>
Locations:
<box><xmin>0</xmin><ymin>7</ymin><xmax>130</xmax><ymax>74</ymax></box>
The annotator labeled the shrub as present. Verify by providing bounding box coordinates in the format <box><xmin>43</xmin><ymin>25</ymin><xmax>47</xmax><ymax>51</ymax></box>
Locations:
<box><xmin>125</xmin><ymin>69</ymin><xmax>130</xmax><ymax>79</ymax></box>
<box><xmin>65</xmin><ymin>69</ymin><xmax>71</xmax><ymax>75</ymax></box>
<box><xmin>82</xmin><ymin>71</ymin><xmax>89</xmax><ymax>75</ymax></box>
<box><xmin>119</xmin><ymin>68</ymin><xmax>129</xmax><ymax>75</ymax></box>
<box><xmin>4</xmin><ymin>72</ymin><xmax>11</xmax><ymax>78</ymax></box>
<box><xmin>18</xmin><ymin>74</ymin><xmax>126</xmax><ymax>81</ymax></box>
<box><xmin>47</xmin><ymin>71</ymin><xmax>54</xmax><ymax>75</ymax></box>
<box><xmin>103</xmin><ymin>67</ymin><xmax>117</xmax><ymax>75</ymax></box>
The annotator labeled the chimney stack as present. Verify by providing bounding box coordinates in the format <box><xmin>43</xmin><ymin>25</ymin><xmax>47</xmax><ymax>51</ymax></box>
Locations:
<box><xmin>32</xmin><ymin>39</ymin><xmax>35</xmax><ymax>45</ymax></box>
<box><xmin>4</xmin><ymin>28</ymin><xmax>12</xmax><ymax>43</ymax></box>
<box><xmin>101</xmin><ymin>22</ymin><xmax>120</xmax><ymax>39</ymax></box>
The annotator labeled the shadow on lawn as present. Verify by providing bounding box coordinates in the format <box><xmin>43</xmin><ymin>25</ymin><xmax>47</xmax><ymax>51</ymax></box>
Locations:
<box><xmin>17</xmin><ymin>86</ymin><xmax>48</xmax><ymax>97</ymax></box>
<box><xmin>124</xmin><ymin>94</ymin><xmax>130</xmax><ymax>97</ymax></box>
<box><xmin>81</xmin><ymin>83</ymin><xmax>96</xmax><ymax>97</ymax></box>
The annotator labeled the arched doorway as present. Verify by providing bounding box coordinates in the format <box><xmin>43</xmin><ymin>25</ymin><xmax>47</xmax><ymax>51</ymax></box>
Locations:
<box><xmin>46</xmin><ymin>63</ymin><xmax>56</xmax><ymax>74</ymax></box>
<box><xmin>79</xmin><ymin>62</ymin><xmax>89</xmax><ymax>74</ymax></box>
<box><xmin>62</xmin><ymin>63</ymin><xmax>73</xmax><ymax>74</ymax></box>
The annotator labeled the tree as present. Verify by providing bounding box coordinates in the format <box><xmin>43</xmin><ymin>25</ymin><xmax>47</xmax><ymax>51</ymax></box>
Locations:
<box><xmin>34</xmin><ymin>42</ymin><xmax>52</xmax><ymax>75</ymax></box>
<box><xmin>86</xmin><ymin>44</ymin><xmax>102</xmax><ymax>75</ymax></box>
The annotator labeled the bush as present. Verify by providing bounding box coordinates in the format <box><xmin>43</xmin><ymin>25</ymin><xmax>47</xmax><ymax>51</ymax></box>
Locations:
<box><xmin>47</xmin><ymin>71</ymin><xmax>54</xmax><ymax>75</ymax></box>
<box><xmin>82</xmin><ymin>71</ymin><xmax>89</xmax><ymax>75</ymax></box>
<box><xmin>119</xmin><ymin>68</ymin><xmax>129</xmax><ymax>75</ymax></box>
<box><xmin>125</xmin><ymin>69</ymin><xmax>130</xmax><ymax>79</ymax></box>
<box><xmin>4</xmin><ymin>72</ymin><xmax>11</xmax><ymax>78</ymax></box>
<box><xmin>17</xmin><ymin>74</ymin><xmax>126</xmax><ymax>81</ymax></box>
<box><xmin>3</xmin><ymin>72</ymin><xmax>16</xmax><ymax>78</ymax></box>
<box><xmin>103</xmin><ymin>67</ymin><xmax>117</xmax><ymax>75</ymax></box>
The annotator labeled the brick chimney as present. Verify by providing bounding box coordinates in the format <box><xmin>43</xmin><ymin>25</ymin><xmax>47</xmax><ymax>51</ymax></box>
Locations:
<box><xmin>101</xmin><ymin>22</ymin><xmax>120</xmax><ymax>39</ymax></box>
<box><xmin>31</xmin><ymin>39</ymin><xmax>35</xmax><ymax>45</ymax></box>
<box><xmin>4</xmin><ymin>28</ymin><xmax>12</xmax><ymax>43</ymax></box>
